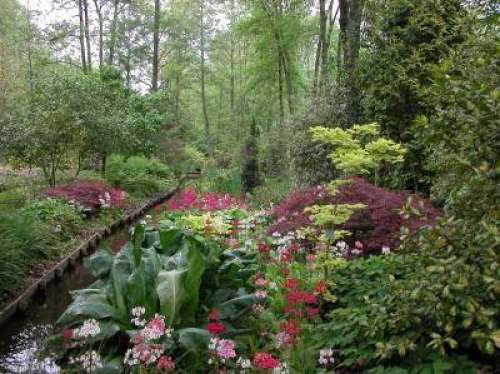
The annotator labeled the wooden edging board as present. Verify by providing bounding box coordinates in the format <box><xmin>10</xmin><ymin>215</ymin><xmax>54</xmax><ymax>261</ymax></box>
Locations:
<box><xmin>0</xmin><ymin>187</ymin><xmax>179</xmax><ymax>326</ymax></box>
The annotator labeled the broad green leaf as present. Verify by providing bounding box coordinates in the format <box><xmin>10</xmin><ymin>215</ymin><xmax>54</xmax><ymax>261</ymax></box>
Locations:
<box><xmin>178</xmin><ymin>328</ymin><xmax>211</xmax><ymax>352</ymax></box>
<box><xmin>133</xmin><ymin>224</ymin><xmax>145</xmax><ymax>266</ymax></box>
<box><xmin>181</xmin><ymin>242</ymin><xmax>206</xmax><ymax>323</ymax></box>
<box><xmin>57</xmin><ymin>291</ymin><xmax>119</xmax><ymax>326</ymax></box>
<box><xmin>85</xmin><ymin>249</ymin><xmax>114</xmax><ymax>278</ymax></box>
<box><xmin>156</xmin><ymin>269</ymin><xmax>187</xmax><ymax>325</ymax></box>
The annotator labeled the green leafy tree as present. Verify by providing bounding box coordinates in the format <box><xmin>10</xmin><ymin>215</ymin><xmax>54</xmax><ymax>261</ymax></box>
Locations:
<box><xmin>360</xmin><ymin>0</ymin><xmax>469</xmax><ymax>191</ymax></box>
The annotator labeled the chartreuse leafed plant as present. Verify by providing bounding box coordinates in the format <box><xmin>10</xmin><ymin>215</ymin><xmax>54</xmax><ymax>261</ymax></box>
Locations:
<box><xmin>307</xmin><ymin>123</ymin><xmax>406</xmax><ymax>246</ymax></box>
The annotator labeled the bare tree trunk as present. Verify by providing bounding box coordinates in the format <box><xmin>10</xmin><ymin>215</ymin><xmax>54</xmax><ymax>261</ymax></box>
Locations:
<box><xmin>151</xmin><ymin>0</ymin><xmax>160</xmax><ymax>91</ymax></box>
<box><xmin>93</xmin><ymin>0</ymin><xmax>103</xmax><ymax>70</ymax></box>
<box><xmin>277</xmin><ymin>53</ymin><xmax>284</xmax><ymax>126</ymax></box>
<box><xmin>275</xmin><ymin>31</ymin><xmax>294</xmax><ymax>116</ymax></box>
<box><xmin>338</xmin><ymin>0</ymin><xmax>365</xmax><ymax>125</ymax></box>
<box><xmin>26</xmin><ymin>0</ymin><xmax>33</xmax><ymax>92</ymax></box>
<box><xmin>312</xmin><ymin>37</ymin><xmax>321</xmax><ymax>94</ymax></box>
<box><xmin>83</xmin><ymin>0</ymin><xmax>92</xmax><ymax>70</ymax></box>
<box><xmin>229</xmin><ymin>0</ymin><xmax>236</xmax><ymax>125</ymax></box>
<box><xmin>200</xmin><ymin>0</ymin><xmax>210</xmax><ymax>144</ymax></box>
<box><xmin>317</xmin><ymin>0</ymin><xmax>327</xmax><ymax>92</ymax></box>
<box><xmin>78</xmin><ymin>0</ymin><xmax>87</xmax><ymax>72</ymax></box>
<box><xmin>108</xmin><ymin>0</ymin><xmax>119</xmax><ymax>65</ymax></box>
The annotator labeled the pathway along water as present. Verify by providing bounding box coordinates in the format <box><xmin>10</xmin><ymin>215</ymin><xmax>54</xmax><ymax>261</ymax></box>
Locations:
<box><xmin>0</xmin><ymin>223</ymin><xmax>135</xmax><ymax>373</ymax></box>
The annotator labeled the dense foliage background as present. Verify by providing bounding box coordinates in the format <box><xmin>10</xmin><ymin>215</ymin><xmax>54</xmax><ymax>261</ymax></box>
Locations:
<box><xmin>0</xmin><ymin>0</ymin><xmax>498</xmax><ymax>372</ymax></box>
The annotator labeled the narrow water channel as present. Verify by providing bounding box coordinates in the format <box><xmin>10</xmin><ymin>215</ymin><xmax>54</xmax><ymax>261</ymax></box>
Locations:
<box><xmin>0</xmin><ymin>226</ymin><xmax>132</xmax><ymax>373</ymax></box>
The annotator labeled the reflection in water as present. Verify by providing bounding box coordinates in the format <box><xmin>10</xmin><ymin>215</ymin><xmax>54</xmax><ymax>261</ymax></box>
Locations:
<box><xmin>0</xmin><ymin>227</ymin><xmax>132</xmax><ymax>373</ymax></box>
<box><xmin>0</xmin><ymin>324</ymin><xmax>59</xmax><ymax>373</ymax></box>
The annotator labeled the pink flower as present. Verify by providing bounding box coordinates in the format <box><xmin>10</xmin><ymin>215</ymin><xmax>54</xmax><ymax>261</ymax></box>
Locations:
<box><xmin>216</xmin><ymin>339</ymin><xmax>236</xmax><ymax>359</ymax></box>
<box><xmin>157</xmin><ymin>356</ymin><xmax>175</xmax><ymax>371</ymax></box>
<box><xmin>143</xmin><ymin>314</ymin><xmax>166</xmax><ymax>340</ymax></box>
<box><xmin>227</xmin><ymin>237</ymin><xmax>239</xmax><ymax>248</ymax></box>
<box><xmin>255</xmin><ymin>277</ymin><xmax>267</xmax><ymax>287</ymax></box>
<box><xmin>306</xmin><ymin>253</ymin><xmax>316</xmax><ymax>263</ymax></box>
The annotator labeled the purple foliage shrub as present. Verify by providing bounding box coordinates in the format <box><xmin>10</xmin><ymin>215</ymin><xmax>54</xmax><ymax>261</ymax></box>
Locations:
<box><xmin>268</xmin><ymin>177</ymin><xmax>439</xmax><ymax>253</ymax></box>
<box><xmin>47</xmin><ymin>180</ymin><xmax>125</xmax><ymax>212</ymax></box>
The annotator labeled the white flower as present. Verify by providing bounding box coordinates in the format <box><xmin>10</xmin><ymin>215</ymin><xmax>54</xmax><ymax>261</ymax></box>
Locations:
<box><xmin>273</xmin><ymin>362</ymin><xmax>289</xmax><ymax>374</ymax></box>
<box><xmin>382</xmin><ymin>245</ymin><xmax>391</xmax><ymax>255</ymax></box>
<box><xmin>351</xmin><ymin>248</ymin><xmax>362</xmax><ymax>256</ymax></box>
<box><xmin>78</xmin><ymin>350</ymin><xmax>102</xmax><ymax>373</ymax></box>
<box><xmin>255</xmin><ymin>290</ymin><xmax>267</xmax><ymax>299</ymax></box>
<box><xmin>209</xmin><ymin>337</ymin><xmax>219</xmax><ymax>350</ymax></box>
<box><xmin>237</xmin><ymin>356</ymin><xmax>252</xmax><ymax>369</ymax></box>
<box><xmin>319</xmin><ymin>347</ymin><xmax>335</xmax><ymax>367</ymax></box>
<box><xmin>252</xmin><ymin>303</ymin><xmax>265</xmax><ymax>314</ymax></box>
<box><xmin>76</xmin><ymin>319</ymin><xmax>100</xmax><ymax>338</ymax></box>
<box><xmin>336</xmin><ymin>241</ymin><xmax>347</xmax><ymax>251</ymax></box>
<box><xmin>131</xmin><ymin>306</ymin><xmax>146</xmax><ymax>317</ymax></box>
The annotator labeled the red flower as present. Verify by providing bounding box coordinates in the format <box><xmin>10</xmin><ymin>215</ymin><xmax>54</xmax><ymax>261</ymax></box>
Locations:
<box><xmin>253</xmin><ymin>352</ymin><xmax>280</xmax><ymax>369</ymax></box>
<box><xmin>281</xmin><ymin>319</ymin><xmax>301</xmax><ymax>337</ymax></box>
<box><xmin>285</xmin><ymin>278</ymin><xmax>300</xmax><ymax>290</ymax></box>
<box><xmin>314</xmin><ymin>281</ymin><xmax>327</xmax><ymax>295</ymax></box>
<box><xmin>286</xmin><ymin>291</ymin><xmax>318</xmax><ymax>306</ymax></box>
<box><xmin>154</xmin><ymin>205</ymin><xmax>162</xmax><ymax>213</ymax></box>
<box><xmin>208</xmin><ymin>309</ymin><xmax>220</xmax><ymax>321</ymax></box>
<box><xmin>302</xmin><ymin>292</ymin><xmax>318</xmax><ymax>305</ymax></box>
<box><xmin>307</xmin><ymin>307</ymin><xmax>320</xmax><ymax>319</ymax></box>
<box><xmin>63</xmin><ymin>329</ymin><xmax>73</xmax><ymax>349</ymax></box>
<box><xmin>284</xmin><ymin>306</ymin><xmax>304</xmax><ymax>318</ymax></box>
<box><xmin>207</xmin><ymin>322</ymin><xmax>226</xmax><ymax>335</ymax></box>
<box><xmin>258</xmin><ymin>243</ymin><xmax>270</xmax><ymax>253</ymax></box>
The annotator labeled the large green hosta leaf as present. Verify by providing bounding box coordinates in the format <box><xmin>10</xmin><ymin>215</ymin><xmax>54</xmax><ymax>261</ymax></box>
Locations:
<box><xmin>156</xmin><ymin>269</ymin><xmax>187</xmax><ymax>325</ymax></box>
<box><xmin>181</xmin><ymin>241</ymin><xmax>206</xmax><ymax>323</ymax></box>
<box><xmin>132</xmin><ymin>224</ymin><xmax>145</xmax><ymax>266</ymax></box>
<box><xmin>110</xmin><ymin>249</ymin><xmax>133</xmax><ymax>320</ymax></box>
<box><xmin>57</xmin><ymin>290</ymin><xmax>121</xmax><ymax>326</ymax></box>
<box><xmin>85</xmin><ymin>249</ymin><xmax>114</xmax><ymax>278</ymax></box>
<box><xmin>178</xmin><ymin>328</ymin><xmax>211</xmax><ymax>352</ymax></box>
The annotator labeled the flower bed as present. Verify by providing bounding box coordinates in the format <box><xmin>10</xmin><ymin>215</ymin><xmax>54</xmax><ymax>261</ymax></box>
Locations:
<box><xmin>52</xmin><ymin>186</ymin><xmax>495</xmax><ymax>373</ymax></box>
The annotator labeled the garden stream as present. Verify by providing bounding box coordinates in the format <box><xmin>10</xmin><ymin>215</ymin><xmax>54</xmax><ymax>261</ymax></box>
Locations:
<box><xmin>0</xmin><ymin>224</ymin><xmax>134</xmax><ymax>373</ymax></box>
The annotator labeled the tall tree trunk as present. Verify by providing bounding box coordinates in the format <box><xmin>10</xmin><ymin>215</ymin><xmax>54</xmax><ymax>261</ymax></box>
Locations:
<box><xmin>200</xmin><ymin>0</ymin><xmax>210</xmax><ymax>144</ymax></box>
<box><xmin>78</xmin><ymin>0</ymin><xmax>87</xmax><ymax>72</ymax></box>
<box><xmin>101</xmin><ymin>154</ymin><xmax>106</xmax><ymax>177</ymax></box>
<box><xmin>108</xmin><ymin>0</ymin><xmax>119</xmax><ymax>65</ymax></box>
<box><xmin>151</xmin><ymin>0</ymin><xmax>161</xmax><ymax>91</ymax></box>
<box><xmin>26</xmin><ymin>0</ymin><xmax>33</xmax><ymax>92</ymax></box>
<box><xmin>338</xmin><ymin>0</ymin><xmax>364</xmax><ymax>125</ymax></box>
<box><xmin>317</xmin><ymin>0</ymin><xmax>328</xmax><ymax>93</ymax></box>
<box><xmin>313</xmin><ymin>37</ymin><xmax>321</xmax><ymax>95</ymax></box>
<box><xmin>277</xmin><ymin>54</ymin><xmax>284</xmax><ymax>126</ymax></box>
<box><xmin>229</xmin><ymin>0</ymin><xmax>236</xmax><ymax>125</ymax></box>
<box><xmin>275</xmin><ymin>31</ymin><xmax>293</xmax><ymax>116</ymax></box>
<box><xmin>93</xmin><ymin>0</ymin><xmax>103</xmax><ymax>70</ymax></box>
<box><xmin>83</xmin><ymin>0</ymin><xmax>92</xmax><ymax>70</ymax></box>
